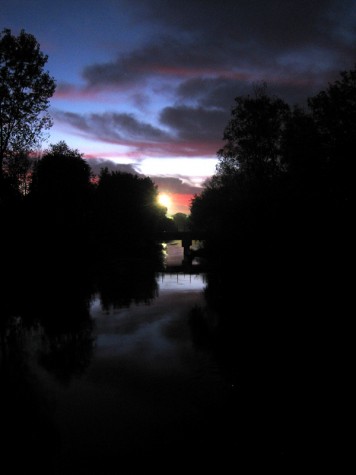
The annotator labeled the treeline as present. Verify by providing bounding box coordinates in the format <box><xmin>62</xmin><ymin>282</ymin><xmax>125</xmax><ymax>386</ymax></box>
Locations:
<box><xmin>190</xmin><ymin>67</ymin><xmax>354</xmax><ymax>318</ymax></box>
<box><xmin>1</xmin><ymin>140</ymin><xmax>174</xmax><ymax>265</ymax></box>
<box><xmin>0</xmin><ymin>141</ymin><xmax>174</xmax><ymax>326</ymax></box>
<box><xmin>188</xmin><ymin>67</ymin><xmax>354</xmax><ymax>465</ymax></box>
<box><xmin>0</xmin><ymin>28</ymin><xmax>173</xmax><ymax>289</ymax></box>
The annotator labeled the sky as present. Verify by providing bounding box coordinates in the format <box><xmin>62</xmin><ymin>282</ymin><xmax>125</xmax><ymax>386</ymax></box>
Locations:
<box><xmin>2</xmin><ymin>0</ymin><xmax>355</xmax><ymax>214</ymax></box>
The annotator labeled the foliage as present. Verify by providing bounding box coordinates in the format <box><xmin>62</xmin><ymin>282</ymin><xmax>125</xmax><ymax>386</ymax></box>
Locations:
<box><xmin>0</xmin><ymin>29</ymin><xmax>56</xmax><ymax>175</ymax></box>
<box><xmin>172</xmin><ymin>212</ymin><xmax>189</xmax><ymax>231</ymax></box>
<box><xmin>3</xmin><ymin>150</ymin><xmax>33</xmax><ymax>195</ymax></box>
<box><xmin>30</xmin><ymin>141</ymin><xmax>92</xmax><ymax>203</ymax></box>
<box><xmin>92</xmin><ymin>168</ymin><xmax>167</xmax><ymax>263</ymax></box>
<box><xmin>217</xmin><ymin>84</ymin><xmax>290</xmax><ymax>179</ymax></box>
<box><xmin>28</xmin><ymin>141</ymin><xmax>94</xmax><ymax>271</ymax></box>
<box><xmin>308</xmin><ymin>68</ymin><xmax>355</xmax><ymax>204</ymax></box>
<box><xmin>190</xmin><ymin>66</ymin><xmax>355</xmax><ymax>323</ymax></box>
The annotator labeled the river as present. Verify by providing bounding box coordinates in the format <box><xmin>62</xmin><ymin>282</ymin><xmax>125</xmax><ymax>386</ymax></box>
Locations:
<box><xmin>55</xmin><ymin>273</ymin><xmax>231</xmax><ymax>474</ymax></box>
<box><xmin>2</xmin><ymin>238</ymin><xmax>328</xmax><ymax>473</ymax></box>
<box><xmin>1</xmin><ymin>242</ymin><xmax>236</xmax><ymax>474</ymax></box>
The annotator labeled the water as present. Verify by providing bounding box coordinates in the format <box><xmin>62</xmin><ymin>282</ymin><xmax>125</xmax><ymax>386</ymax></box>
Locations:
<box><xmin>2</xmin><ymin>240</ymin><xmax>326</xmax><ymax>473</ymax></box>
<box><xmin>52</xmin><ymin>273</ymin><xmax>230</xmax><ymax>474</ymax></box>
<box><xmin>1</xmin><ymin>243</ymin><xmax>235</xmax><ymax>474</ymax></box>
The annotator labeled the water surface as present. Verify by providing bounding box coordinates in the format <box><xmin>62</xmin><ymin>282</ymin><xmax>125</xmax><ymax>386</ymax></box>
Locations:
<box><xmin>3</xmin><ymin>270</ymin><xmax>233</xmax><ymax>474</ymax></box>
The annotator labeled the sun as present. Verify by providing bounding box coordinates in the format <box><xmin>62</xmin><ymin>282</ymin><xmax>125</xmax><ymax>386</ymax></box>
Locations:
<box><xmin>158</xmin><ymin>193</ymin><xmax>171</xmax><ymax>209</ymax></box>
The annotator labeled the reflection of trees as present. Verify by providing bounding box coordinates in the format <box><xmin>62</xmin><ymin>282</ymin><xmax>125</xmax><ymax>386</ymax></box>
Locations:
<box><xmin>27</xmin><ymin>259</ymin><xmax>95</xmax><ymax>384</ymax></box>
<box><xmin>38</xmin><ymin>324</ymin><xmax>94</xmax><ymax>385</ymax></box>
<box><xmin>0</xmin><ymin>315</ymin><xmax>61</xmax><ymax>472</ymax></box>
<box><xmin>1</xmin><ymin>154</ymin><xmax>168</xmax><ymax>383</ymax></box>
<box><xmin>0</xmin><ymin>248</ymin><xmax>95</xmax><ymax>383</ymax></box>
<box><xmin>0</xmin><ymin>272</ymin><xmax>93</xmax><ymax>470</ymax></box>
<box><xmin>94</xmin><ymin>257</ymin><xmax>160</xmax><ymax>312</ymax></box>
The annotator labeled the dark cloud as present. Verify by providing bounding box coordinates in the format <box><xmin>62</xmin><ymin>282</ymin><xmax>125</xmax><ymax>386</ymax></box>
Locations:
<box><xmin>53</xmin><ymin>110</ymin><xmax>169</xmax><ymax>144</ymax></box>
<box><xmin>176</xmin><ymin>77</ymin><xmax>251</xmax><ymax>109</ymax></box>
<box><xmin>85</xmin><ymin>1</ymin><xmax>355</xmax><ymax>98</ymax></box>
<box><xmin>86</xmin><ymin>158</ymin><xmax>139</xmax><ymax>176</ymax></box>
<box><xmin>52</xmin><ymin>107</ymin><xmax>225</xmax><ymax>157</ymax></box>
<box><xmin>83</xmin><ymin>158</ymin><xmax>202</xmax><ymax>198</ymax></box>
<box><xmin>160</xmin><ymin>105</ymin><xmax>228</xmax><ymax>142</ymax></box>
<box><xmin>82</xmin><ymin>35</ymin><xmax>231</xmax><ymax>87</ymax></box>
<box><xmin>51</xmin><ymin>0</ymin><xmax>356</xmax><ymax>176</ymax></box>
<box><xmin>148</xmin><ymin>176</ymin><xmax>202</xmax><ymax>195</ymax></box>
<box><xmin>131</xmin><ymin>0</ymin><xmax>354</xmax><ymax>53</ymax></box>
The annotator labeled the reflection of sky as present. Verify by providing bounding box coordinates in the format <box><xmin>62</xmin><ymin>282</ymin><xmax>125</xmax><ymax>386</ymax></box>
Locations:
<box><xmin>157</xmin><ymin>273</ymin><xmax>206</xmax><ymax>292</ymax></box>
<box><xmin>90</xmin><ymin>272</ymin><xmax>206</xmax><ymax>365</ymax></box>
<box><xmin>49</xmin><ymin>267</ymin><xmax>225</xmax><ymax>473</ymax></box>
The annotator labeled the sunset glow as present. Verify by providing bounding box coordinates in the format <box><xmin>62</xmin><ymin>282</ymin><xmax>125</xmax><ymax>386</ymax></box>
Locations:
<box><xmin>158</xmin><ymin>193</ymin><xmax>172</xmax><ymax>210</ymax></box>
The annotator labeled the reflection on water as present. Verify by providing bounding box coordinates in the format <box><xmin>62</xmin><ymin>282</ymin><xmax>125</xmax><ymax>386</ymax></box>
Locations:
<box><xmin>0</xmin><ymin>266</ymin><xmax>234</xmax><ymax>474</ymax></box>
<box><xmin>158</xmin><ymin>272</ymin><xmax>207</xmax><ymax>291</ymax></box>
<box><xmin>90</xmin><ymin>273</ymin><xmax>207</xmax><ymax>362</ymax></box>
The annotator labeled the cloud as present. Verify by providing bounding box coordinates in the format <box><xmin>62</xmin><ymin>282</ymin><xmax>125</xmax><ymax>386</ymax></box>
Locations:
<box><xmin>80</xmin><ymin>0</ymin><xmax>355</xmax><ymax>105</ymax></box>
<box><xmin>53</xmin><ymin>109</ymin><xmax>169</xmax><ymax>144</ymax></box>
<box><xmin>82</xmin><ymin>35</ymin><xmax>236</xmax><ymax>88</ymax></box>
<box><xmin>82</xmin><ymin>157</ymin><xmax>201</xmax><ymax>213</ymax></box>
<box><xmin>148</xmin><ymin>176</ymin><xmax>202</xmax><ymax>195</ymax></box>
<box><xmin>83</xmin><ymin>156</ymin><xmax>202</xmax><ymax>194</ymax></box>
<box><xmin>176</xmin><ymin>77</ymin><xmax>250</xmax><ymax>109</ymax></box>
<box><xmin>85</xmin><ymin>158</ymin><xmax>139</xmax><ymax>176</ymax></box>
<box><xmin>52</xmin><ymin>0</ymin><xmax>356</xmax><ymax>155</ymax></box>
<box><xmin>160</xmin><ymin>105</ymin><xmax>228</xmax><ymax>142</ymax></box>
<box><xmin>6</xmin><ymin>0</ymin><xmax>355</xmax><ymax>215</ymax></box>
<box><xmin>130</xmin><ymin>0</ymin><xmax>354</xmax><ymax>55</ymax></box>
<box><xmin>52</xmin><ymin>107</ymin><xmax>225</xmax><ymax>158</ymax></box>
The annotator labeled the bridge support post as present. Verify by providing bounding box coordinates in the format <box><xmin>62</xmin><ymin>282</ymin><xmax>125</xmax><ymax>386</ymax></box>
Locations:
<box><xmin>182</xmin><ymin>238</ymin><xmax>193</xmax><ymax>261</ymax></box>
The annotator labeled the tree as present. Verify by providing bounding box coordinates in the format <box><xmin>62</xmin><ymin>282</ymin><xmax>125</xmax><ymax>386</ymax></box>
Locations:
<box><xmin>29</xmin><ymin>141</ymin><xmax>93</xmax><ymax>257</ymax></box>
<box><xmin>3</xmin><ymin>150</ymin><xmax>33</xmax><ymax>195</ymax></box>
<box><xmin>308</xmin><ymin>66</ymin><xmax>356</xmax><ymax>204</ymax></box>
<box><xmin>30</xmin><ymin>141</ymin><xmax>92</xmax><ymax>203</ymax></box>
<box><xmin>217</xmin><ymin>84</ymin><xmax>290</xmax><ymax>180</ymax></box>
<box><xmin>172</xmin><ymin>212</ymin><xmax>188</xmax><ymax>231</ymax></box>
<box><xmin>0</xmin><ymin>28</ymin><xmax>56</xmax><ymax>176</ymax></box>
<box><xmin>93</xmin><ymin>169</ymin><xmax>166</xmax><ymax>255</ymax></box>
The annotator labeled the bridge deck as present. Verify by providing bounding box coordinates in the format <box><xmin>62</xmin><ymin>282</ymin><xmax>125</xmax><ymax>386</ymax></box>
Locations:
<box><xmin>155</xmin><ymin>231</ymin><xmax>205</xmax><ymax>241</ymax></box>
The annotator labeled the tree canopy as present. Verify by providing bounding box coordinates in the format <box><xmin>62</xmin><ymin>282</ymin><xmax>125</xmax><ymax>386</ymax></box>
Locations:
<box><xmin>217</xmin><ymin>84</ymin><xmax>290</xmax><ymax>180</ymax></box>
<box><xmin>190</xmin><ymin>66</ymin><xmax>355</xmax><ymax>325</ymax></box>
<box><xmin>30</xmin><ymin>141</ymin><xmax>92</xmax><ymax>202</ymax></box>
<box><xmin>0</xmin><ymin>28</ymin><xmax>56</xmax><ymax>176</ymax></box>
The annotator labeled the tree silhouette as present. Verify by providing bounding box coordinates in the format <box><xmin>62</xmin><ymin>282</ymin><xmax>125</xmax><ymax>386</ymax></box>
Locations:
<box><xmin>217</xmin><ymin>84</ymin><xmax>290</xmax><ymax>180</ymax></box>
<box><xmin>172</xmin><ymin>212</ymin><xmax>189</xmax><ymax>231</ymax></box>
<box><xmin>30</xmin><ymin>141</ymin><xmax>92</xmax><ymax>203</ymax></box>
<box><xmin>29</xmin><ymin>141</ymin><xmax>93</xmax><ymax>267</ymax></box>
<box><xmin>0</xmin><ymin>29</ymin><xmax>56</xmax><ymax>177</ymax></box>
<box><xmin>189</xmin><ymin>70</ymin><xmax>355</xmax><ymax>468</ymax></box>
<box><xmin>308</xmin><ymin>67</ymin><xmax>355</xmax><ymax>208</ymax></box>
<box><xmin>92</xmin><ymin>168</ymin><xmax>166</xmax><ymax>265</ymax></box>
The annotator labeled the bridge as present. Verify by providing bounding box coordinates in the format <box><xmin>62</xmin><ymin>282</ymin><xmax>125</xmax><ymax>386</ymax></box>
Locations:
<box><xmin>155</xmin><ymin>231</ymin><xmax>207</xmax><ymax>273</ymax></box>
<box><xmin>155</xmin><ymin>231</ymin><xmax>206</xmax><ymax>257</ymax></box>
<box><xmin>155</xmin><ymin>231</ymin><xmax>206</xmax><ymax>243</ymax></box>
